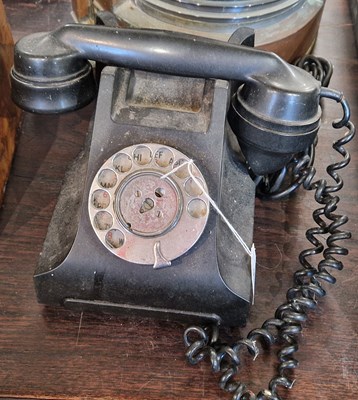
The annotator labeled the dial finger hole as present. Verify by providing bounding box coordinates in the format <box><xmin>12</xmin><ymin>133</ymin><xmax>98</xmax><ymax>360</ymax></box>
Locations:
<box><xmin>98</xmin><ymin>169</ymin><xmax>117</xmax><ymax>188</ymax></box>
<box><xmin>154</xmin><ymin>147</ymin><xmax>174</xmax><ymax>168</ymax></box>
<box><xmin>113</xmin><ymin>153</ymin><xmax>132</xmax><ymax>173</ymax></box>
<box><xmin>94</xmin><ymin>211</ymin><xmax>113</xmax><ymax>230</ymax></box>
<box><xmin>133</xmin><ymin>145</ymin><xmax>152</xmax><ymax>165</ymax></box>
<box><xmin>173</xmin><ymin>158</ymin><xmax>190</xmax><ymax>179</ymax></box>
<box><xmin>184</xmin><ymin>177</ymin><xmax>204</xmax><ymax>197</ymax></box>
<box><xmin>92</xmin><ymin>189</ymin><xmax>110</xmax><ymax>209</ymax></box>
<box><xmin>187</xmin><ymin>199</ymin><xmax>208</xmax><ymax>219</ymax></box>
<box><xmin>105</xmin><ymin>229</ymin><xmax>125</xmax><ymax>249</ymax></box>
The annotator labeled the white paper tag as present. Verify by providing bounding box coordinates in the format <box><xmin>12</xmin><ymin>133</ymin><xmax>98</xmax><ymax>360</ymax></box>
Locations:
<box><xmin>251</xmin><ymin>243</ymin><xmax>256</xmax><ymax>305</ymax></box>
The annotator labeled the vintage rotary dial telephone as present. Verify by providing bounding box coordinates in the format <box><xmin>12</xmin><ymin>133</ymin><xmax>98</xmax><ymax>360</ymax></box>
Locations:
<box><xmin>11</xmin><ymin>22</ymin><xmax>354</xmax><ymax>399</ymax></box>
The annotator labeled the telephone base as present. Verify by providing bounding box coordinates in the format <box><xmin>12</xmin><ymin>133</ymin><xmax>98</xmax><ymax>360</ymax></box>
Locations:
<box><xmin>34</xmin><ymin>66</ymin><xmax>255</xmax><ymax>327</ymax></box>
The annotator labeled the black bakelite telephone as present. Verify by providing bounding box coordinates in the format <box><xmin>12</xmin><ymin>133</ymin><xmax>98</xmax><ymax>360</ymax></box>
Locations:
<box><xmin>11</xmin><ymin>23</ymin><xmax>355</xmax><ymax>399</ymax></box>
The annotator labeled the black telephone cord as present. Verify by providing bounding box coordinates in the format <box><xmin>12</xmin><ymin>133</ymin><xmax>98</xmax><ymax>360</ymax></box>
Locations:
<box><xmin>293</xmin><ymin>54</ymin><xmax>333</xmax><ymax>88</ymax></box>
<box><xmin>183</xmin><ymin>90</ymin><xmax>355</xmax><ymax>400</ymax></box>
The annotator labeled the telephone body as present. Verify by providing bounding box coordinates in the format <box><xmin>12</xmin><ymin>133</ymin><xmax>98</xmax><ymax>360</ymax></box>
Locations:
<box><xmin>11</xmin><ymin>24</ymin><xmax>322</xmax><ymax>327</ymax></box>
<box><xmin>34</xmin><ymin>67</ymin><xmax>255</xmax><ymax>326</ymax></box>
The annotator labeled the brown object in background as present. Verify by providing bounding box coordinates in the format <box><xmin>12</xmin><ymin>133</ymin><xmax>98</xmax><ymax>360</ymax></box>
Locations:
<box><xmin>0</xmin><ymin>0</ymin><xmax>20</xmax><ymax>206</ymax></box>
<box><xmin>72</xmin><ymin>0</ymin><xmax>114</xmax><ymax>21</ymax></box>
<box><xmin>71</xmin><ymin>0</ymin><xmax>324</xmax><ymax>63</ymax></box>
<box><xmin>72</xmin><ymin>0</ymin><xmax>90</xmax><ymax>21</ymax></box>
<box><xmin>256</xmin><ymin>7</ymin><xmax>324</xmax><ymax>62</ymax></box>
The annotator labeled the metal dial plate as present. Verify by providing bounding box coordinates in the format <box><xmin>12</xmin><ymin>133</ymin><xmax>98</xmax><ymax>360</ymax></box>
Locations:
<box><xmin>88</xmin><ymin>143</ymin><xmax>209</xmax><ymax>268</ymax></box>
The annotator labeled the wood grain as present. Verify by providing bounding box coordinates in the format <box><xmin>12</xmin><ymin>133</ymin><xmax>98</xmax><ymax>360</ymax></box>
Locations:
<box><xmin>0</xmin><ymin>0</ymin><xmax>20</xmax><ymax>206</ymax></box>
<box><xmin>72</xmin><ymin>0</ymin><xmax>114</xmax><ymax>21</ymax></box>
<box><xmin>0</xmin><ymin>1</ymin><xmax>357</xmax><ymax>399</ymax></box>
<box><xmin>71</xmin><ymin>0</ymin><xmax>89</xmax><ymax>20</ymax></box>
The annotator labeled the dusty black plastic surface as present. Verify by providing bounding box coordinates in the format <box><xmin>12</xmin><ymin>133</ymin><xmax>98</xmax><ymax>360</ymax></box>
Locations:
<box><xmin>11</xmin><ymin>25</ymin><xmax>325</xmax><ymax>325</ymax></box>
<box><xmin>35</xmin><ymin>68</ymin><xmax>255</xmax><ymax>326</ymax></box>
<box><xmin>11</xmin><ymin>24</ymin><xmax>321</xmax><ymax>174</ymax></box>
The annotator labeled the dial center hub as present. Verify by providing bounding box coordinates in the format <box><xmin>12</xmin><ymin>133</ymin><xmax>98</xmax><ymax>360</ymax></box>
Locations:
<box><xmin>115</xmin><ymin>171</ymin><xmax>182</xmax><ymax>237</ymax></box>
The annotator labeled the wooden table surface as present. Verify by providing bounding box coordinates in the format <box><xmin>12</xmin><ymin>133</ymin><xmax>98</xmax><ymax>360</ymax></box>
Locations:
<box><xmin>1</xmin><ymin>1</ymin><xmax>357</xmax><ymax>399</ymax></box>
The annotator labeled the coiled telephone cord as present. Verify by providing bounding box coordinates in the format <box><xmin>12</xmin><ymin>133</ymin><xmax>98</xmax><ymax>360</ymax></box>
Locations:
<box><xmin>293</xmin><ymin>54</ymin><xmax>333</xmax><ymax>88</ymax></box>
<box><xmin>183</xmin><ymin>89</ymin><xmax>355</xmax><ymax>400</ymax></box>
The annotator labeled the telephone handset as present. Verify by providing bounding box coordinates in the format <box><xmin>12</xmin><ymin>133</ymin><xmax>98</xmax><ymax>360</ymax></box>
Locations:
<box><xmin>11</xmin><ymin>23</ymin><xmax>354</xmax><ymax>399</ymax></box>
